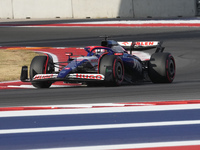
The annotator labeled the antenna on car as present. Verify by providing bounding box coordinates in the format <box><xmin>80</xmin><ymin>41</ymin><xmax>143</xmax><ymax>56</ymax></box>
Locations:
<box><xmin>99</xmin><ymin>35</ymin><xmax>109</xmax><ymax>41</ymax></box>
<box><xmin>100</xmin><ymin>35</ymin><xmax>110</xmax><ymax>47</ymax></box>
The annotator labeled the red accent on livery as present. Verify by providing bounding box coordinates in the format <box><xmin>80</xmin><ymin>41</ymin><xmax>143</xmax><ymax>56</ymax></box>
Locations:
<box><xmin>166</xmin><ymin>55</ymin><xmax>176</xmax><ymax>83</ymax></box>
<box><xmin>44</xmin><ymin>54</ymin><xmax>49</xmax><ymax>74</ymax></box>
<box><xmin>65</xmin><ymin>53</ymin><xmax>73</xmax><ymax>56</ymax></box>
<box><xmin>75</xmin><ymin>74</ymin><xmax>103</xmax><ymax>80</ymax></box>
<box><xmin>121</xmin><ymin>42</ymin><xmax>130</xmax><ymax>46</ymax></box>
<box><xmin>114</xmin><ymin>53</ymin><xmax>123</xmax><ymax>56</ymax></box>
<box><xmin>113</xmin><ymin>58</ymin><xmax>124</xmax><ymax>84</ymax></box>
<box><xmin>135</xmin><ymin>42</ymin><xmax>155</xmax><ymax>46</ymax></box>
<box><xmin>33</xmin><ymin>74</ymin><xmax>56</xmax><ymax>80</ymax></box>
<box><xmin>90</xmin><ymin>59</ymin><xmax>98</xmax><ymax>63</ymax></box>
<box><xmin>86</xmin><ymin>46</ymin><xmax>109</xmax><ymax>52</ymax></box>
<box><xmin>117</xmin><ymin>145</ymin><xmax>200</xmax><ymax>150</ymax></box>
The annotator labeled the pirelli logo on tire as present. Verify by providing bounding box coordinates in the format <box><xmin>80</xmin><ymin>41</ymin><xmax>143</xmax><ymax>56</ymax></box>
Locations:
<box><xmin>68</xmin><ymin>73</ymin><xmax>105</xmax><ymax>80</ymax></box>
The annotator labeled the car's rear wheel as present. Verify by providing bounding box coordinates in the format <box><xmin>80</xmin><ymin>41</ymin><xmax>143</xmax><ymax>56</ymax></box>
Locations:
<box><xmin>148</xmin><ymin>52</ymin><xmax>175</xmax><ymax>83</ymax></box>
<box><xmin>30</xmin><ymin>55</ymin><xmax>54</xmax><ymax>88</ymax></box>
<box><xmin>99</xmin><ymin>55</ymin><xmax>124</xmax><ymax>86</ymax></box>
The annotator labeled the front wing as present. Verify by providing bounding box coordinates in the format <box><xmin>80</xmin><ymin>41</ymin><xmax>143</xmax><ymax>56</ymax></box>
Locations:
<box><xmin>32</xmin><ymin>73</ymin><xmax>105</xmax><ymax>82</ymax></box>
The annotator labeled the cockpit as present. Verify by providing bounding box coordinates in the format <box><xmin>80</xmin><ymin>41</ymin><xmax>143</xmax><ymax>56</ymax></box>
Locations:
<box><xmin>101</xmin><ymin>40</ymin><xmax>127</xmax><ymax>53</ymax></box>
<box><xmin>101</xmin><ymin>40</ymin><xmax>118</xmax><ymax>48</ymax></box>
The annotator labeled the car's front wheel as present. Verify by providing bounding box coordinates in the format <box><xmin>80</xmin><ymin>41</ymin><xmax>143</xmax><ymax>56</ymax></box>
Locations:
<box><xmin>99</xmin><ymin>55</ymin><xmax>124</xmax><ymax>86</ymax></box>
<box><xmin>30</xmin><ymin>55</ymin><xmax>54</xmax><ymax>88</ymax></box>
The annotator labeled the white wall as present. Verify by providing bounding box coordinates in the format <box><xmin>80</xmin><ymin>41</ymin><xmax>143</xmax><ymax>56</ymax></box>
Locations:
<box><xmin>133</xmin><ymin>0</ymin><xmax>196</xmax><ymax>18</ymax></box>
<box><xmin>72</xmin><ymin>0</ymin><xmax>196</xmax><ymax>19</ymax></box>
<box><xmin>0</xmin><ymin>0</ymin><xmax>197</xmax><ymax>19</ymax></box>
<box><xmin>0</xmin><ymin>0</ymin><xmax>13</xmax><ymax>19</ymax></box>
<box><xmin>72</xmin><ymin>0</ymin><xmax>134</xmax><ymax>18</ymax></box>
<box><xmin>12</xmin><ymin>0</ymin><xmax>72</xmax><ymax>19</ymax></box>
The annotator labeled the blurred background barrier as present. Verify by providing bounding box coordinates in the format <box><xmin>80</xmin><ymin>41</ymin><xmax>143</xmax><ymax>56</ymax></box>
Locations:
<box><xmin>0</xmin><ymin>0</ymin><xmax>13</xmax><ymax>19</ymax></box>
<box><xmin>72</xmin><ymin>0</ymin><xmax>134</xmax><ymax>18</ymax></box>
<box><xmin>133</xmin><ymin>0</ymin><xmax>196</xmax><ymax>18</ymax></box>
<box><xmin>0</xmin><ymin>0</ymin><xmax>198</xmax><ymax>19</ymax></box>
<box><xmin>197</xmin><ymin>0</ymin><xmax>200</xmax><ymax>16</ymax></box>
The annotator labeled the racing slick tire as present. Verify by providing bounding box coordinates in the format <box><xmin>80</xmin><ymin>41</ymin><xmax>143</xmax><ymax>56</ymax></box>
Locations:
<box><xmin>99</xmin><ymin>55</ymin><xmax>124</xmax><ymax>86</ymax></box>
<box><xmin>30</xmin><ymin>55</ymin><xmax>54</xmax><ymax>88</ymax></box>
<box><xmin>148</xmin><ymin>52</ymin><xmax>175</xmax><ymax>83</ymax></box>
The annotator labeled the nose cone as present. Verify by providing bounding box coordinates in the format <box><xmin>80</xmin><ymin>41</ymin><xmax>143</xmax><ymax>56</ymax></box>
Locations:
<box><xmin>57</xmin><ymin>67</ymin><xmax>72</xmax><ymax>78</ymax></box>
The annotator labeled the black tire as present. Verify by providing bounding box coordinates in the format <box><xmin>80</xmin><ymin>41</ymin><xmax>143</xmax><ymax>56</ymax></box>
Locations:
<box><xmin>148</xmin><ymin>52</ymin><xmax>175</xmax><ymax>83</ymax></box>
<box><xmin>30</xmin><ymin>55</ymin><xmax>54</xmax><ymax>88</ymax></box>
<box><xmin>99</xmin><ymin>55</ymin><xmax>124</xmax><ymax>86</ymax></box>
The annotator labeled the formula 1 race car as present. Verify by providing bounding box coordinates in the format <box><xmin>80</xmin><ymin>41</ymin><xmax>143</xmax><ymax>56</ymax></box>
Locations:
<box><xmin>20</xmin><ymin>37</ymin><xmax>176</xmax><ymax>88</ymax></box>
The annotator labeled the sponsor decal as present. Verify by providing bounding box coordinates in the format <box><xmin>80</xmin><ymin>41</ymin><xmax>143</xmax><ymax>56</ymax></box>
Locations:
<box><xmin>64</xmin><ymin>67</ymin><xmax>70</xmax><ymax>70</ymax></box>
<box><xmin>114</xmin><ymin>53</ymin><xmax>123</xmax><ymax>56</ymax></box>
<box><xmin>118</xmin><ymin>42</ymin><xmax>132</xmax><ymax>46</ymax></box>
<box><xmin>69</xmin><ymin>74</ymin><xmax>104</xmax><ymax>80</ymax></box>
<box><xmin>33</xmin><ymin>74</ymin><xmax>57</xmax><ymax>80</ymax></box>
<box><xmin>134</xmin><ymin>41</ymin><xmax>158</xmax><ymax>46</ymax></box>
<box><xmin>90</xmin><ymin>59</ymin><xmax>98</xmax><ymax>63</ymax></box>
<box><xmin>65</xmin><ymin>53</ymin><xmax>72</xmax><ymax>56</ymax></box>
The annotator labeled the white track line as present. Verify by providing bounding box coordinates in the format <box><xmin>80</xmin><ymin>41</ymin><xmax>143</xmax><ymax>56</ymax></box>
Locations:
<box><xmin>70</xmin><ymin>20</ymin><xmax>200</xmax><ymax>24</ymax></box>
<box><xmin>1</xmin><ymin>104</ymin><xmax>200</xmax><ymax>117</ymax></box>
<box><xmin>1</xmin><ymin>120</ymin><xmax>200</xmax><ymax>135</ymax></box>
<box><xmin>0</xmin><ymin>80</ymin><xmax>21</xmax><ymax>83</ymax></box>
<box><xmin>7</xmin><ymin>84</ymin><xmax>77</xmax><ymax>89</ymax></box>
<box><xmin>31</xmin><ymin>140</ymin><xmax>200</xmax><ymax>150</ymax></box>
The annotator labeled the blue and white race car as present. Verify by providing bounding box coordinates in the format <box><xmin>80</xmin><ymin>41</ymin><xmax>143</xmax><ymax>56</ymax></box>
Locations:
<box><xmin>20</xmin><ymin>38</ymin><xmax>176</xmax><ymax>88</ymax></box>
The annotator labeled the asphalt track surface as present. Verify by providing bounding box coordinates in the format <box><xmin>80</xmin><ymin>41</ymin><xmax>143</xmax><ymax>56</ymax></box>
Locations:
<box><xmin>0</xmin><ymin>22</ymin><xmax>200</xmax><ymax>107</ymax></box>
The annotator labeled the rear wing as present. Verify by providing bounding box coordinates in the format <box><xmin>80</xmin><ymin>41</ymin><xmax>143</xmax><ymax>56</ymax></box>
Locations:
<box><xmin>117</xmin><ymin>41</ymin><xmax>164</xmax><ymax>53</ymax></box>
